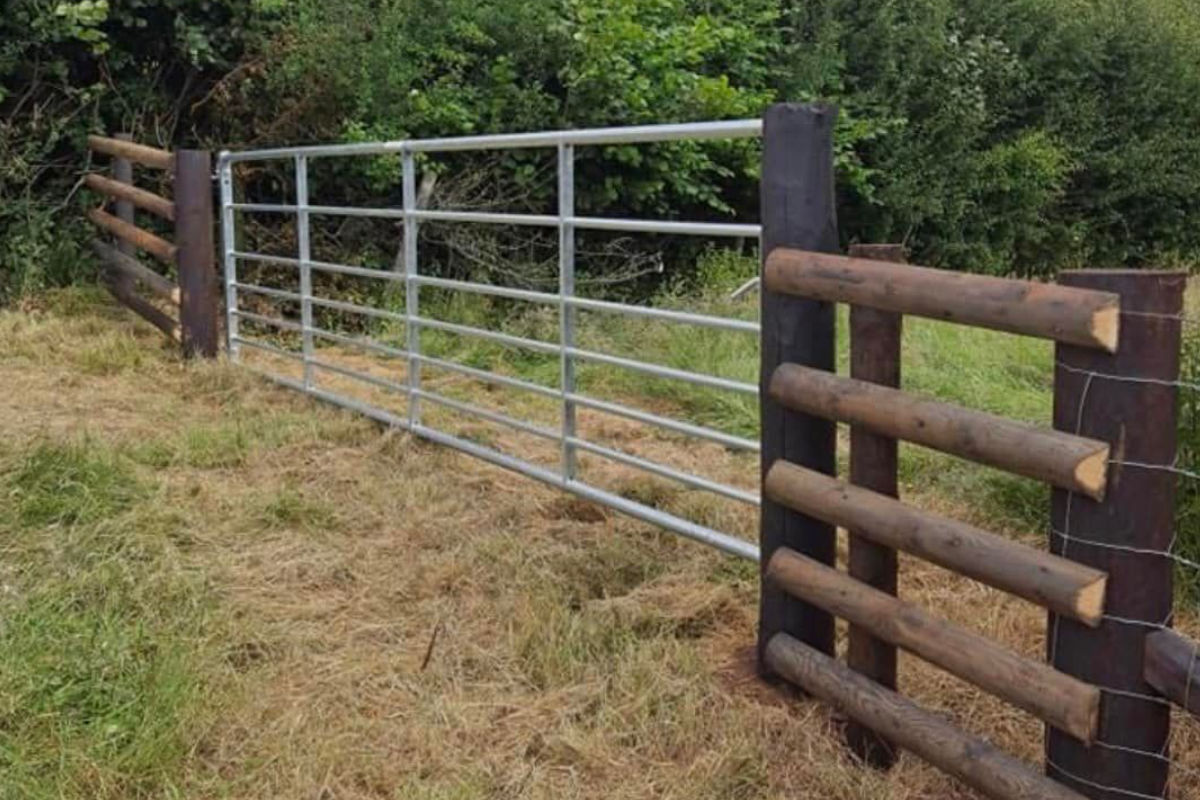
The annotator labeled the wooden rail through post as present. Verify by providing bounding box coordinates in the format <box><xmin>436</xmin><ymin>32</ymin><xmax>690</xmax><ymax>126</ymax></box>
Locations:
<box><xmin>845</xmin><ymin>242</ymin><xmax>903</xmax><ymax>767</ymax></box>
<box><xmin>1047</xmin><ymin>270</ymin><xmax>1186</xmax><ymax>798</ymax></box>
<box><xmin>766</xmin><ymin>635</ymin><xmax>1088</xmax><ymax>800</ymax></box>
<box><xmin>768</xmin><ymin>548</ymin><xmax>1101</xmax><ymax>743</ymax></box>
<box><xmin>174</xmin><ymin>149</ymin><xmax>218</xmax><ymax>358</ymax></box>
<box><xmin>1145</xmin><ymin>629</ymin><xmax>1200</xmax><ymax>719</ymax></box>
<box><xmin>757</xmin><ymin>102</ymin><xmax>840</xmax><ymax>675</ymax></box>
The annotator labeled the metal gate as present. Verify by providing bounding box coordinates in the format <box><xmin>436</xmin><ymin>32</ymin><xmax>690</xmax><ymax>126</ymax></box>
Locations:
<box><xmin>217</xmin><ymin>120</ymin><xmax>763</xmax><ymax>560</ymax></box>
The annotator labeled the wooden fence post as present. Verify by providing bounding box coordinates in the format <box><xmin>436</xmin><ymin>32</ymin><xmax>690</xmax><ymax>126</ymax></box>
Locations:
<box><xmin>1048</xmin><ymin>269</ymin><xmax>1187</xmax><ymax>798</ymax></box>
<box><xmin>845</xmin><ymin>243</ymin><xmax>905</xmax><ymax>767</ymax></box>
<box><xmin>758</xmin><ymin>103</ymin><xmax>840</xmax><ymax>675</ymax></box>
<box><xmin>174</xmin><ymin>149</ymin><xmax>218</xmax><ymax>358</ymax></box>
<box><xmin>111</xmin><ymin>133</ymin><xmax>136</xmax><ymax>295</ymax></box>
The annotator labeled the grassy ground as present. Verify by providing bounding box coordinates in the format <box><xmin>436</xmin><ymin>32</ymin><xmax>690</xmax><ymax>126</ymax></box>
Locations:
<box><xmin>1</xmin><ymin>283</ymin><xmax>1197</xmax><ymax>799</ymax></box>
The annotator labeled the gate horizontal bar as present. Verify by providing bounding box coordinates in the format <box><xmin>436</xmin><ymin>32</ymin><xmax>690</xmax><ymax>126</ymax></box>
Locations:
<box><xmin>311</xmin><ymin>328</ymin><xmax>408</xmax><ymax>359</ymax></box>
<box><xmin>568</xmin><ymin>393</ymin><xmax>758</xmax><ymax>452</ymax></box>
<box><xmin>412</xmin><ymin>209</ymin><xmax>558</xmax><ymax>227</ymax></box>
<box><xmin>569</xmin><ymin>437</ymin><xmax>759</xmax><ymax>506</ymax></box>
<box><xmin>310</xmin><ymin>357</ymin><xmax>409</xmax><ymax>394</ymax></box>
<box><xmin>310</xmin><ymin>260</ymin><xmax>405</xmax><ymax>282</ymax></box>
<box><xmin>220</xmin><ymin>119</ymin><xmax>762</xmax><ymax>163</ymax></box>
<box><xmin>418</xmin><ymin>354</ymin><xmax>559</xmax><ymax>399</ymax></box>
<box><xmin>414</xmin><ymin>275</ymin><xmax>760</xmax><ymax>333</ymax></box>
<box><xmin>311</xmin><ymin>295</ymin><xmax>407</xmax><ymax>324</ymax></box>
<box><xmin>231</xmin><ymin>336</ymin><xmax>303</xmax><ymax>360</ymax></box>
<box><xmin>229</xmin><ymin>205</ymin><xmax>762</xmax><ymax>239</ymax></box>
<box><xmin>416</xmin><ymin>389</ymin><xmax>559</xmax><ymax>441</ymax></box>
<box><xmin>241</xmin><ymin>365</ymin><xmax>760</xmax><ymax>561</ymax></box>
<box><xmin>231</xmin><ymin>309</ymin><xmax>303</xmax><ymax>332</ymax></box>
<box><xmin>568</xmin><ymin>346</ymin><xmax>758</xmax><ymax>395</ymax></box>
<box><xmin>232</xmin><ymin>282</ymin><xmax>301</xmax><ymax>302</ymax></box>
<box><xmin>229</xmin><ymin>203</ymin><xmax>295</xmax><ymax>214</ymax></box>
<box><xmin>571</xmin><ymin>216</ymin><xmax>759</xmax><ymax>238</ymax></box>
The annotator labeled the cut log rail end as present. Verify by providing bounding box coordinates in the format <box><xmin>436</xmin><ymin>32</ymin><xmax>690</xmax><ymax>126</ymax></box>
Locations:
<box><xmin>769</xmin><ymin>364</ymin><xmax>1112</xmax><ymax>501</ymax></box>
<box><xmin>763</xmin><ymin>249</ymin><xmax>1120</xmax><ymax>353</ymax></box>
<box><xmin>765</xmin><ymin>547</ymin><xmax>1101</xmax><ymax>744</ymax></box>
<box><xmin>764</xmin><ymin>634</ymin><xmax>1088</xmax><ymax>800</ymax></box>
<box><xmin>764</xmin><ymin>461</ymin><xmax>1108</xmax><ymax>627</ymax></box>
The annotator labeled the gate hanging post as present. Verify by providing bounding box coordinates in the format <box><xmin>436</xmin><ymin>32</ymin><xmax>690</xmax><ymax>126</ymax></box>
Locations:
<box><xmin>757</xmin><ymin>103</ymin><xmax>840</xmax><ymax>675</ymax></box>
<box><xmin>845</xmin><ymin>243</ymin><xmax>905</xmax><ymax>768</ymax></box>
<box><xmin>1047</xmin><ymin>269</ymin><xmax>1186</xmax><ymax>798</ymax></box>
<box><xmin>174</xmin><ymin>149</ymin><xmax>219</xmax><ymax>358</ymax></box>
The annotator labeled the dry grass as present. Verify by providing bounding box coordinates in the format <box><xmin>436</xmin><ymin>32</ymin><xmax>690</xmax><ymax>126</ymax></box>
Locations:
<box><xmin>2</xmin><ymin>287</ymin><xmax>1199</xmax><ymax>799</ymax></box>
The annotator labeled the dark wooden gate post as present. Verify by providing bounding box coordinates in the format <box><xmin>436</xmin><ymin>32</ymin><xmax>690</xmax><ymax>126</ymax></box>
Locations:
<box><xmin>1048</xmin><ymin>269</ymin><xmax>1187</xmax><ymax>798</ymax></box>
<box><xmin>758</xmin><ymin>103</ymin><xmax>840</xmax><ymax>675</ymax></box>
<box><xmin>845</xmin><ymin>243</ymin><xmax>905</xmax><ymax>767</ymax></box>
<box><xmin>174</xmin><ymin>149</ymin><xmax>218</xmax><ymax>358</ymax></box>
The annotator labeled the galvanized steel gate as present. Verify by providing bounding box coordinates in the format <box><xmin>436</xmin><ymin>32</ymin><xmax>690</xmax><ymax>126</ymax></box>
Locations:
<box><xmin>217</xmin><ymin>120</ymin><xmax>763</xmax><ymax>560</ymax></box>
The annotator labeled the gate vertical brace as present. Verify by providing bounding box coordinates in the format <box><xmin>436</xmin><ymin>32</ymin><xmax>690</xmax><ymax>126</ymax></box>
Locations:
<box><xmin>757</xmin><ymin>103</ymin><xmax>840</xmax><ymax>675</ymax></box>
<box><xmin>218</xmin><ymin>155</ymin><xmax>238</xmax><ymax>359</ymax></box>
<box><xmin>559</xmin><ymin>143</ymin><xmax>578</xmax><ymax>481</ymax></box>
<box><xmin>402</xmin><ymin>149</ymin><xmax>421</xmax><ymax>425</ymax></box>
<box><xmin>296</xmin><ymin>155</ymin><xmax>314</xmax><ymax>388</ymax></box>
<box><xmin>1048</xmin><ymin>269</ymin><xmax>1186</xmax><ymax>798</ymax></box>
<box><xmin>175</xmin><ymin>149</ymin><xmax>219</xmax><ymax>358</ymax></box>
<box><xmin>845</xmin><ymin>243</ymin><xmax>905</xmax><ymax>768</ymax></box>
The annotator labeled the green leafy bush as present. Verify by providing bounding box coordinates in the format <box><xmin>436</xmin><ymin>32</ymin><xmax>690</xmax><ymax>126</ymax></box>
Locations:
<box><xmin>3</xmin><ymin>0</ymin><xmax>1200</xmax><ymax>303</ymax></box>
<box><xmin>0</xmin><ymin>0</ymin><xmax>269</xmax><ymax>302</ymax></box>
<box><xmin>782</xmin><ymin>0</ymin><xmax>1200</xmax><ymax>276</ymax></box>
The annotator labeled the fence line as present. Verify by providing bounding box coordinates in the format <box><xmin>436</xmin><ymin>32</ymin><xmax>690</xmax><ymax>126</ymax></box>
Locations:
<box><xmin>213</xmin><ymin>105</ymin><xmax>1199</xmax><ymax>799</ymax></box>
<box><xmin>86</xmin><ymin>134</ymin><xmax>218</xmax><ymax>357</ymax></box>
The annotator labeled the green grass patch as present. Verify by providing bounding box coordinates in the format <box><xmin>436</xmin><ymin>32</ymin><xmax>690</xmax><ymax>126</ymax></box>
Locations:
<box><xmin>9</xmin><ymin>441</ymin><xmax>145</xmax><ymax>529</ymax></box>
<box><xmin>125</xmin><ymin>412</ymin><xmax>354</xmax><ymax>470</ymax></box>
<box><xmin>257</xmin><ymin>486</ymin><xmax>341</xmax><ymax>533</ymax></box>
<box><xmin>0</xmin><ymin>439</ymin><xmax>223</xmax><ymax>799</ymax></box>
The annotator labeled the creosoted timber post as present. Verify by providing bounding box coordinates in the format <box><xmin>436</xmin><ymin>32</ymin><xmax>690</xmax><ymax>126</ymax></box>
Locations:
<box><xmin>758</xmin><ymin>103</ymin><xmax>840</xmax><ymax>676</ymax></box>
<box><xmin>1048</xmin><ymin>270</ymin><xmax>1186</xmax><ymax>798</ymax></box>
<box><xmin>845</xmin><ymin>243</ymin><xmax>904</xmax><ymax>768</ymax></box>
<box><xmin>110</xmin><ymin>133</ymin><xmax>136</xmax><ymax>295</ymax></box>
<box><xmin>174</xmin><ymin>149</ymin><xmax>218</xmax><ymax>358</ymax></box>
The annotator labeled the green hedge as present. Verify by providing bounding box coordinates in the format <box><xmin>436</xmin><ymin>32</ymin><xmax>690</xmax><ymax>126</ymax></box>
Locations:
<box><xmin>3</xmin><ymin>0</ymin><xmax>1200</xmax><ymax>300</ymax></box>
